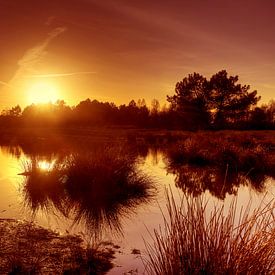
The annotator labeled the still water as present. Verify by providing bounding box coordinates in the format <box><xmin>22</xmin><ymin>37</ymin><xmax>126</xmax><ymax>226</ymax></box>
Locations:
<box><xmin>0</xmin><ymin>140</ymin><xmax>274</xmax><ymax>274</ymax></box>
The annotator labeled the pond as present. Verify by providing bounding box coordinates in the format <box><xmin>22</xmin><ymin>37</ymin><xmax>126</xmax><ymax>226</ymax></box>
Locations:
<box><xmin>0</xmin><ymin>133</ymin><xmax>274</xmax><ymax>274</ymax></box>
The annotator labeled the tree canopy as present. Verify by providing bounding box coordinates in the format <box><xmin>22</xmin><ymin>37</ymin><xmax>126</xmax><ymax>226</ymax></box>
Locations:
<box><xmin>0</xmin><ymin>70</ymin><xmax>273</xmax><ymax>130</ymax></box>
<box><xmin>167</xmin><ymin>73</ymin><xmax>210</xmax><ymax>129</ymax></box>
<box><xmin>168</xmin><ymin>70</ymin><xmax>260</xmax><ymax>129</ymax></box>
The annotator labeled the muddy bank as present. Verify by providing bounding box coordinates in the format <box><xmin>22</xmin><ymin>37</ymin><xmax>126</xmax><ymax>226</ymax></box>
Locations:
<box><xmin>0</xmin><ymin>219</ymin><xmax>116</xmax><ymax>274</ymax></box>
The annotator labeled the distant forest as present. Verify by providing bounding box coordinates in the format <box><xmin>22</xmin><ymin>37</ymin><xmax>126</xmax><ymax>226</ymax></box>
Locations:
<box><xmin>1</xmin><ymin>70</ymin><xmax>274</xmax><ymax>130</ymax></box>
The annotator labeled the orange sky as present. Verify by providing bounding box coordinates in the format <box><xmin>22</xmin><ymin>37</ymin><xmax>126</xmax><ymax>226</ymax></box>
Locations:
<box><xmin>0</xmin><ymin>0</ymin><xmax>275</xmax><ymax>109</ymax></box>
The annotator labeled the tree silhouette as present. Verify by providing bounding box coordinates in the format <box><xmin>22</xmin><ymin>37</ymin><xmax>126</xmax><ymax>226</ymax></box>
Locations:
<box><xmin>209</xmin><ymin>70</ymin><xmax>260</xmax><ymax>128</ymax></box>
<box><xmin>1</xmin><ymin>105</ymin><xmax>21</xmax><ymax>117</ymax></box>
<box><xmin>250</xmin><ymin>107</ymin><xmax>268</xmax><ymax>129</ymax></box>
<box><xmin>167</xmin><ymin>73</ymin><xmax>211</xmax><ymax>129</ymax></box>
<box><xmin>0</xmin><ymin>72</ymin><xmax>272</xmax><ymax>130</ymax></box>
<box><xmin>264</xmin><ymin>100</ymin><xmax>275</xmax><ymax>127</ymax></box>
<box><xmin>167</xmin><ymin>70</ymin><xmax>261</xmax><ymax>129</ymax></box>
<box><xmin>151</xmin><ymin>99</ymin><xmax>160</xmax><ymax>115</ymax></box>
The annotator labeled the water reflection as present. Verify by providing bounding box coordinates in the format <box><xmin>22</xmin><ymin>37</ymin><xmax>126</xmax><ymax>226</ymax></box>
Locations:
<box><xmin>0</xmin><ymin>145</ymin><xmax>22</xmax><ymax>159</ymax></box>
<box><xmin>0</xmin><ymin>135</ymin><xmax>274</xmax><ymax>274</ymax></box>
<box><xmin>37</xmin><ymin>160</ymin><xmax>56</xmax><ymax>171</ymax></box>
<box><xmin>166</xmin><ymin>165</ymin><xmax>270</xmax><ymax>200</ymax></box>
<box><xmin>22</xmin><ymin>158</ymin><xmax>66</xmax><ymax>214</ymax></box>
<box><xmin>164</xmin><ymin>151</ymin><xmax>275</xmax><ymax>199</ymax></box>
<box><xmin>163</xmin><ymin>136</ymin><xmax>275</xmax><ymax>200</ymax></box>
<box><xmin>21</xmin><ymin>148</ymin><xmax>155</xmax><ymax>236</ymax></box>
<box><xmin>0</xmin><ymin>136</ymin><xmax>274</xmax><ymax>236</ymax></box>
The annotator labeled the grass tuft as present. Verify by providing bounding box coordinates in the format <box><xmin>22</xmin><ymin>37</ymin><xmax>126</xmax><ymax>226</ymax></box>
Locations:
<box><xmin>21</xmin><ymin>147</ymin><xmax>155</xmax><ymax>235</ymax></box>
<box><xmin>144</xmin><ymin>190</ymin><xmax>275</xmax><ymax>274</ymax></box>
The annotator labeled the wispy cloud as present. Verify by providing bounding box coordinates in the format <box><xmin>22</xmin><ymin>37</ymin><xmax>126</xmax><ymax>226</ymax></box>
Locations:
<box><xmin>8</xmin><ymin>27</ymin><xmax>67</xmax><ymax>87</ymax></box>
<box><xmin>26</xmin><ymin>71</ymin><xmax>97</xmax><ymax>78</ymax></box>
<box><xmin>0</xmin><ymin>81</ymin><xmax>12</xmax><ymax>88</ymax></box>
<box><xmin>45</xmin><ymin>16</ymin><xmax>56</xmax><ymax>26</ymax></box>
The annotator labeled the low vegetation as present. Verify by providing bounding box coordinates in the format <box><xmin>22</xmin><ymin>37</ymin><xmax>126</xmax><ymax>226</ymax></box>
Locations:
<box><xmin>0</xmin><ymin>219</ymin><xmax>116</xmax><ymax>274</ymax></box>
<box><xmin>165</xmin><ymin>132</ymin><xmax>275</xmax><ymax>197</ymax></box>
<box><xmin>21</xmin><ymin>147</ymin><xmax>155</xmax><ymax>235</ymax></box>
<box><xmin>144</xmin><ymin>191</ymin><xmax>275</xmax><ymax>274</ymax></box>
<box><xmin>167</xmin><ymin>132</ymin><xmax>274</xmax><ymax>169</ymax></box>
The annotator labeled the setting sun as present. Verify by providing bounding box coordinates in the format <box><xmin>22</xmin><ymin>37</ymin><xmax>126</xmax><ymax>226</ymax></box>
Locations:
<box><xmin>27</xmin><ymin>81</ymin><xmax>60</xmax><ymax>104</ymax></box>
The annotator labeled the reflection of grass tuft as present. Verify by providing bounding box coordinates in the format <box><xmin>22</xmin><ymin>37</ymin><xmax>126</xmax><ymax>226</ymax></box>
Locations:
<box><xmin>63</xmin><ymin>148</ymin><xmax>155</xmax><ymax>234</ymax></box>
<box><xmin>21</xmin><ymin>159</ymin><xmax>66</xmax><ymax>213</ymax></box>
<box><xmin>21</xmin><ymin>147</ymin><xmax>155</xmax><ymax>235</ymax></box>
<box><xmin>144</xmin><ymin>190</ymin><xmax>275</xmax><ymax>274</ymax></box>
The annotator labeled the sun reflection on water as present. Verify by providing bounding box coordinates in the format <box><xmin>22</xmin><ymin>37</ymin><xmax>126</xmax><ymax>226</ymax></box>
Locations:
<box><xmin>37</xmin><ymin>160</ymin><xmax>56</xmax><ymax>171</ymax></box>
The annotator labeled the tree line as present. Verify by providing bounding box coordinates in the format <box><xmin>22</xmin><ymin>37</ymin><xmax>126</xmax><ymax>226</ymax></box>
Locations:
<box><xmin>1</xmin><ymin>70</ymin><xmax>274</xmax><ymax>130</ymax></box>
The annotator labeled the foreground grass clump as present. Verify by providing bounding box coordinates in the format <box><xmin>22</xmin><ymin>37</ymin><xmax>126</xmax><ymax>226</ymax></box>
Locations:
<box><xmin>21</xmin><ymin>158</ymin><xmax>66</xmax><ymax>212</ymax></box>
<box><xmin>63</xmin><ymin>148</ymin><xmax>155</xmax><ymax>233</ymax></box>
<box><xmin>0</xmin><ymin>219</ymin><xmax>116</xmax><ymax>274</ymax></box>
<box><xmin>21</xmin><ymin>147</ymin><xmax>155</xmax><ymax>235</ymax></box>
<box><xmin>144</xmin><ymin>192</ymin><xmax>275</xmax><ymax>274</ymax></box>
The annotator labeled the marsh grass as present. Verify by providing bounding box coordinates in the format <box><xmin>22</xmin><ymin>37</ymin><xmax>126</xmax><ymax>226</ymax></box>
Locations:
<box><xmin>21</xmin><ymin>147</ymin><xmax>155</xmax><ymax>235</ymax></box>
<box><xmin>0</xmin><ymin>219</ymin><xmax>116</xmax><ymax>274</ymax></box>
<box><xmin>167</xmin><ymin>134</ymin><xmax>273</xmax><ymax>168</ymax></box>
<box><xmin>21</xmin><ymin>159</ymin><xmax>67</xmax><ymax>215</ymax></box>
<box><xmin>166</xmin><ymin>134</ymin><xmax>275</xmax><ymax>192</ymax></box>
<box><xmin>144</xmin><ymin>191</ymin><xmax>275</xmax><ymax>274</ymax></box>
<box><xmin>63</xmin><ymin>148</ymin><xmax>155</xmax><ymax>234</ymax></box>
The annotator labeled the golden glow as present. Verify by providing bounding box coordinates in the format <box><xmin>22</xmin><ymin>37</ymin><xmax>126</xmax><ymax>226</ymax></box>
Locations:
<box><xmin>27</xmin><ymin>81</ymin><xmax>60</xmax><ymax>104</ymax></box>
<box><xmin>38</xmin><ymin>160</ymin><xmax>56</xmax><ymax>171</ymax></box>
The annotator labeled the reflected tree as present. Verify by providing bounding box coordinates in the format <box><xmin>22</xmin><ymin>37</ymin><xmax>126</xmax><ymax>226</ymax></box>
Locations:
<box><xmin>166</xmin><ymin>162</ymin><xmax>270</xmax><ymax>200</ymax></box>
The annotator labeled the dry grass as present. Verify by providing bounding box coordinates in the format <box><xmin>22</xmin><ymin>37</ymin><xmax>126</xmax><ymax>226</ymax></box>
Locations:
<box><xmin>21</xmin><ymin>147</ymin><xmax>155</xmax><ymax>235</ymax></box>
<box><xmin>167</xmin><ymin>133</ymin><xmax>274</xmax><ymax>168</ymax></box>
<box><xmin>21</xmin><ymin>158</ymin><xmax>66</xmax><ymax>212</ymax></box>
<box><xmin>0</xmin><ymin>219</ymin><xmax>116</xmax><ymax>274</ymax></box>
<box><xmin>63</xmin><ymin>148</ymin><xmax>155</xmax><ymax>234</ymax></box>
<box><xmin>144</xmin><ymin>190</ymin><xmax>275</xmax><ymax>274</ymax></box>
<box><xmin>166</xmin><ymin>133</ymin><xmax>275</xmax><ymax>193</ymax></box>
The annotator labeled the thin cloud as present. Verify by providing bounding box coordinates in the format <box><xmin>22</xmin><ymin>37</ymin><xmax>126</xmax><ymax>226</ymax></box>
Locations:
<box><xmin>27</xmin><ymin>71</ymin><xmax>97</xmax><ymax>78</ymax></box>
<box><xmin>0</xmin><ymin>81</ymin><xmax>12</xmax><ymax>88</ymax></box>
<box><xmin>8</xmin><ymin>27</ymin><xmax>67</xmax><ymax>86</ymax></box>
<box><xmin>45</xmin><ymin>16</ymin><xmax>56</xmax><ymax>26</ymax></box>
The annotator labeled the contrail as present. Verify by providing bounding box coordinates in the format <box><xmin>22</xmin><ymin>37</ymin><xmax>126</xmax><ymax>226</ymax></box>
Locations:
<box><xmin>27</xmin><ymin>71</ymin><xmax>97</xmax><ymax>78</ymax></box>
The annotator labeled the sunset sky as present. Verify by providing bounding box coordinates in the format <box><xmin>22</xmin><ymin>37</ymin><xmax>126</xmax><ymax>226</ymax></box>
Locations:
<box><xmin>0</xmin><ymin>0</ymin><xmax>275</xmax><ymax>109</ymax></box>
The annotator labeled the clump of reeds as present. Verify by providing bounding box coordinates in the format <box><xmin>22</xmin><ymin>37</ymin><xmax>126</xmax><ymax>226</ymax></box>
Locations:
<box><xmin>167</xmin><ymin>134</ymin><xmax>273</xmax><ymax>169</ymax></box>
<box><xmin>21</xmin><ymin>158</ymin><xmax>66</xmax><ymax>213</ymax></box>
<box><xmin>166</xmin><ymin>134</ymin><xmax>275</xmax><ymax>193</ymax></box>
<box><xmin>172</xmin><ymin>137</ymin><xmax>212</xmax><ymax>166</ymax></box>
<box><xmin>63</xmin><ymin>147</ymin><xmax>155</xmax><ymax>234</ymax></box>
<box><xmin>144</xmin><ymin>190</ymin><xmax>275</xmax><ymax>274</ymax></box>
<box><xmin>20</xmin><ymin>147</ymin><xmax>155</xmax><ymax>235</ymax></box>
